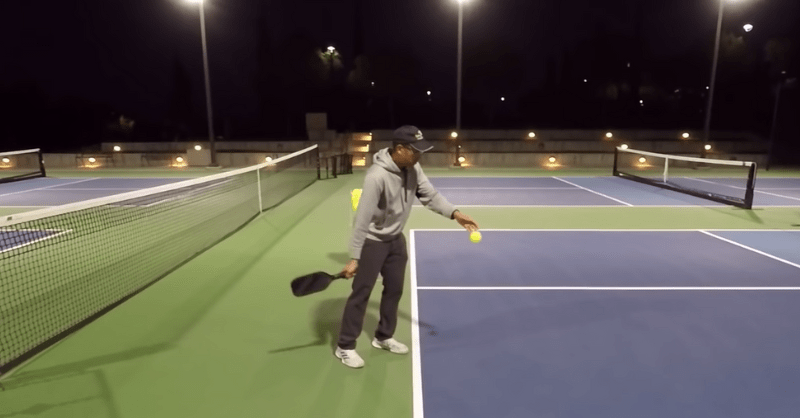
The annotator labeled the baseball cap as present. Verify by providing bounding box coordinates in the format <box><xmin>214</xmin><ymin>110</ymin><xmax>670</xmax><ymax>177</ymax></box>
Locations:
<box><xmin>392</xmin><ymin>125</ymin><xmax>434</xmax><ymax>153</ymax></box>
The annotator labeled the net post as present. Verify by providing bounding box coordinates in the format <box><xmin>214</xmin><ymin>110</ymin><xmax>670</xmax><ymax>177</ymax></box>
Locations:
<box><xmin>38</xmin><ymin>149</ymin><xmax>46</xmax><ymax>177</ymax></box>
<box><xmin>744</xmin><ymin>163</ymin><xmax>756</xmax><ymax>210</ymax></box>
<box><xmin>612</xmin><ymin>147</ymin><xmax>619</xmax><ymax>176</ymax></box>
<box><xmin>663</xmin><ymin>158</ymin><xmax>669</xmax><ymax>184</ymax></box>
<box><xmin>256</xmin><ymin>168</ymin><xmax>263</xmax><ymax>213</ymax></box>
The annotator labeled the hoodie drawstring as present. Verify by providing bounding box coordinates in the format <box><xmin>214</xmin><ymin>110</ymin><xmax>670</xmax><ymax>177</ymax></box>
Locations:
<box><xmin>403</xmin><ymin>169</ymin><xmax>407</xmax><ymax>204</ymax></box>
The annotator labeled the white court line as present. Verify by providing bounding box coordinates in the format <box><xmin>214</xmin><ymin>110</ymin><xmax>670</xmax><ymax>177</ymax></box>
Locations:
<box><xmin>417</xmin><ymin>286</ymin><xmax>800</xmax><ymax>291</ymax></box>
<box><xmin>551</xmin><ymin>177</ymin><xmax>634</xmax><ymax>206</ymax></box>
<box><xmin>699</xmin><ymin>230</ymin><xmax>800</xmax><ymax>270</ymax></box>
<box><xmin>410</xmin><ymin>230</ymin><xmax>425</xmax><ymax>418</ymax></box>
<box><xmin>47</xmin><ymin>188</ymin><xmax>142</xmax><ymax>191</ymax></box>
<box><xmin>429</xmin><ymin>176</ymin><xmax>600</xmax><ymax>179</ymax></box>
<box><xmin>410</xmin><ymin>228</ymin><xmax>800</xmax><ymax>232</ymax></box>
<box><xmin>754</xmin><ymin>190</ymin><xmax>800</xmax><ymax>201</ymax></box>
<box><xmin>412</xmin><ymin>204</ymin><xmax>731</xmax><ymax>208</ymax></box>
<box><xmin>436</xmin><ymin>187</ymin><xmax>577</xmax><ymax>190</ymax></box>
<box><xmin>0</xmin><ymin>178</ymin><xmax>97</xmax><ymax>198</ymax></box>
<box><xmin>687</xmin><ymin>178</ymin><xmax>800</xmax><ymax>202</ymax></box>
<box><xmin>0</xmin><ymin>228</ymin><xmax>72</xmax><ymax>254</ymax></box>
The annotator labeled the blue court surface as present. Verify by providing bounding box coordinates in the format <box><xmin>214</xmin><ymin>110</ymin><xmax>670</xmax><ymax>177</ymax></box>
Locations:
<box><xmin>0</xmin><ymin>177</ymin><xmax>189</xmax><ymax>207</ymax></box>
<box><xmin>2</xmin><ymin>176</ymin><xmax>799</xmax><ymax>209</ymax></box>
<box><xmin>410</xmin><ymin>230</ymin><xmax>800</xmax><ymax>418</ymax></box>
<box><xmin>424</xmin><ymin>177</ymin><xmax>800</xmax><ymax>207</ymax></box>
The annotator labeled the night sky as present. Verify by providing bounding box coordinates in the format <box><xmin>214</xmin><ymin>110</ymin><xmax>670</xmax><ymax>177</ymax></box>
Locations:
<box><xmin>2</xmin><ymin>0</ymin><xmax>798</xmax><ymax>124</ymax></box>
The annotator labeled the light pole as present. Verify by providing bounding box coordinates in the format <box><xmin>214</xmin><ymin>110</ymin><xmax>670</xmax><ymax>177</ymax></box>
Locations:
<box><xmin>324</xmin><ymin>46</ymin><xmax>337</xmax><ymax>84</ymax></box>
<box><xmin>767</xmin><ymin>76</ymin><xmax>797</xmax><ymax>170</ymax></box>
<box><xmin>188</xmin><ymin>0</ymin><xmax>216</xmax><ymax>166</ymax></box>
<box><xmin>703</xmin><ymin>0</ymin><xmax>747</xmax><ymax>158</ymax></box>
<box><xmin>454</xmin><ymin>0</ymin><xmax>467</xmax><ymax>166</ymax></box>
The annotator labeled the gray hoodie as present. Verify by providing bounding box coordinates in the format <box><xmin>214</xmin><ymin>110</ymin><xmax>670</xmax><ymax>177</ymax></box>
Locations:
<box><xmin>349</xmin><ymin>147</ymin><xmax>457</xmax><ymax>260</ymax></box>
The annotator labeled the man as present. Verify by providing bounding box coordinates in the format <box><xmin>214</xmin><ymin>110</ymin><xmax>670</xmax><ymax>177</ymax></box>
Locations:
<box><xmin>335</xmin><ymin>125</ymin><xmax>479</xmax><ymax>368</ymax></box>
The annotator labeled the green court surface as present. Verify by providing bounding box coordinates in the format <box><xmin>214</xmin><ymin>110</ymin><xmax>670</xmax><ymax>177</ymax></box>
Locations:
<box><xmin>45</xmin><ymin>168</ymin><xmax>231</xmax><ymax>178</ymax></box>
<box><xmin>1</xmin><ymin>167</ymin><xmax>799</xmax><ymax>417</ymax></box>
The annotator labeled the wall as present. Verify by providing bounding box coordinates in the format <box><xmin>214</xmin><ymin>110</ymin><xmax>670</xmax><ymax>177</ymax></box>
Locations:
<box><xmin>38</xmin><ymin>129</ymin><xmax>767</xmax><ymax>169</ymax></box>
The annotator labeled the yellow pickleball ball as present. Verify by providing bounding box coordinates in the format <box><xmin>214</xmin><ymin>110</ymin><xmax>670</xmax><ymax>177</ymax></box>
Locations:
<box><xmin>469</xmin><ymin>231</ymin><xmax>482</xmax><ymax>243</ymax></box>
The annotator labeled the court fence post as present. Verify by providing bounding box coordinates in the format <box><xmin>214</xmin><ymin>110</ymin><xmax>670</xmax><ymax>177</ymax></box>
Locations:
<box><xmin>316</xmin><ymin>147</ymin><xmax>321</xmax><ymax>180</ymax></box>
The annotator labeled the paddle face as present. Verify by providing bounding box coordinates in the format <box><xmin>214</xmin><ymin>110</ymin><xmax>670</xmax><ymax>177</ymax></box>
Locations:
<box><xmin>291</xmin><ymin>271</ymin><xmax>344</xmax><ymax>297</ymax></box>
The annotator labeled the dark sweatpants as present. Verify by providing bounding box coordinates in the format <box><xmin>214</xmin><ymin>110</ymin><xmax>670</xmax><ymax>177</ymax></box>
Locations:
<box><xmin>337</xmin><ymin>234</ymin><xmax>408</xmax><ymax>350</ymax></box>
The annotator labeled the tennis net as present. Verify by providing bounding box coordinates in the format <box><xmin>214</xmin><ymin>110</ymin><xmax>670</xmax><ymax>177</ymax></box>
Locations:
<box><xmin>613</xmin><ymin>146</ymin><xmax>757</xmax><ymax>209</ymax></box>
<box><xmin>0</xmin><ymin>149</ymin><xmax>46</xmax><ymax>184</ymax></box>
<box><xmin>0</xmin><ymin>145</ymin><xmax>320</xmax><ymax>375</ymax></box>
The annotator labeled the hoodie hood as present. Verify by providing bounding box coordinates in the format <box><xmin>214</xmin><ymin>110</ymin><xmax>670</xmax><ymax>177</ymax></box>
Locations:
<box><xmin>373</xmin><ymin>147</ymin><xmax>403</xmax><ymax>174</ymax></box>
<box><xmin>373</xmin><ymin>147</ymin><xmax>409</xmax><ymax>203</ymax></box>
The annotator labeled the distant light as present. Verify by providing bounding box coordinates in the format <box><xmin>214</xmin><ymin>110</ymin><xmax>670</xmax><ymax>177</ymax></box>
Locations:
<box><xmin>605</xmin><ymin>132</ymin><xmax>613</xmax><ymax>138</ymax></box>
<box><xmin>743</xmin><ymin>24</ymin><xmax>753</xmax><ymax>32</ymax></box>
<box><xmin>528</xmin><ymin>132</ymin><xmax>536</xmax><ymax>138</ymax></box>
<box><xmin>427</xmin><ymin>91</ymin><xmax>431</xmax><ymax>96</ymax></box>
<box><xmin>369</xmin><ymin>132</ymin><xmax>373</xmax><ymax>136</ymax></box>
<box><xmin>620</xmin><ymin>144</ymin><xmax>629</xmax><ymax>150</ymax></box>
<box><xmin>627</xmin><ymin>62</ymin><xmax>631</xmax><ymax>68</ymax></box>
<box><xmin>705</xmin><ymin>144</ymin><xmax>712</xmax><ymax>151</ymax></box>
<box><xmin>548</xmin><ymin>156</ymin><xmax>556</xmax><ymax>163</ymax></box>
<box><xmin>458</xmin><ymin>157</ymin><xmax>466</xmax><ymax>163</ymax></box>
<box><xmin>451</xmin><ymin>132</ymin><xmax>458</xmax><ymax>138</ymax></box>
<box><xmin>675</xmin><ymin>89</ymin><xmax>681</xmax><ymax>94</ymax></box>
<box><xmin>639</xmin><ymin>100</ymin><xmax>644</xmax><ymax>104</ymax></box>
<box><xmin>327</xmin><ymin>46</ymin><xmax>335</xmax><ymax>53</ymax></box>
<box><xmin>500</xmin><ymin>97</ymin><xmax>505</xmax><ymax>101</ymax></box>
<box><xmin>194</xmin><ymin>145</ymin><xmax>202</xmax><ymax>151</ymax></box>
<box><xmin>1</xmin><ymin>158</ymin><xmax>9</xmax><ymax>163</ymax></box>
<box><xmin>88</xmin><ymin>157</ymin><xmax>96</xmax><ymax>163</ymax></box>
<box><xmin>583</xmin><ymin>79</ymin><xmax>588</xmax><ymax>83</ymax></box>
<box><xmin>458</xmin><ymin>145</ymin><xmax>462</xmax><ymax>149</ymax></box>
<box><xmin>782</xmin><ymin>70</ymin><xmax>787</xmax><ymax>75</ymax></box>
<box><xmin>706</xmin><ymin>86</ymin><xmax>710</xmax><ymax>90</ymax></box>
<box><xmin>265</xmin><ymin>157</ymin><xmax>273</xmax><ymax>162</ymax></box>
<box><xmin>682</xmin><ymin>132</ymin><xmax>690</xmax><ymax>139</ymax></box>
<box><xmin>371</xmin><ymin>82</ymin><xmax>375</xmax><ymax>87</ymax></box>
<box><xmin>113</xmin><ymin>146</ymin><xmax>121</xmax><ymax>152</ymax></box>
<box><xmin>176</xmin><ymin>157</ymin><xmax>184</xmax><ymax>163</ymax></box>
<box><xmin>639</xmin><ymin>157</ymin><xmax>647</xmax><ymax>163</ymax></box>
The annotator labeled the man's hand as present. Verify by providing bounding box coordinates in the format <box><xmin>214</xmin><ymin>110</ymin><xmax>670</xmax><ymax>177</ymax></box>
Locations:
<box><xmin>341</xmin><ymin>259</ymin><xmax>359</xmax><ymax>279</ymax></box>
<box><xmin>453</xmin><ymin>211</ymin><xmax>479</xmax><ymax>233</ymax></box>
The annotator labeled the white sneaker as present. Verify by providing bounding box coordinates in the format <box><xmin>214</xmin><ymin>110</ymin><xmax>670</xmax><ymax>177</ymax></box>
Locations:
<box><xmin>334</xmin><ymin>347</ymin><xmax>365</xmax><ymax>368</ymax></box>
<box><xmin>371</xmin><ymin>337</ymin><xmax>409</xmax><ymax>354</ymax></box>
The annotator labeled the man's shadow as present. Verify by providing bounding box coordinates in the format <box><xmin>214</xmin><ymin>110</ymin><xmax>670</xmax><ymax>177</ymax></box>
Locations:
<box><xmin>327</xmin><ymin>252</ymin><xmax>352</xmax><ymax>264</ymax></box>
<box><xmin>269</xmin><ymin>297</ymin><xmax>436</xmax><ymax>353</ymax></box>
